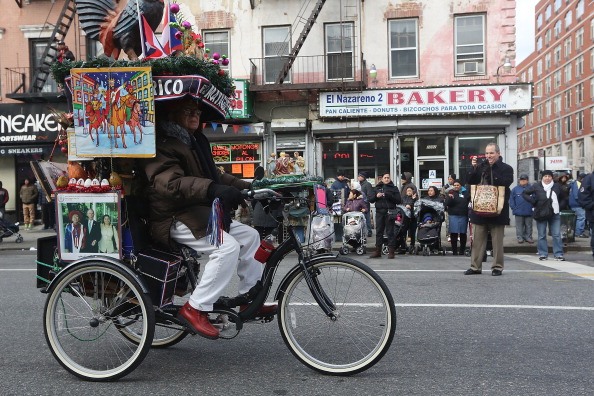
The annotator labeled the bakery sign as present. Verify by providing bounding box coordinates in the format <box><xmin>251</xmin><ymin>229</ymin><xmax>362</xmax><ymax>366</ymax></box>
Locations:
<box><xmin>319</xmin><ymin>83</ymin><xmax>532</xmax><ymax>118</ymax></box>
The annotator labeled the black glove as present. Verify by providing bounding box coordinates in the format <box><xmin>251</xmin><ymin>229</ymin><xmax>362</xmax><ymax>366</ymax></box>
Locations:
<box><xmin>207</xmin><ymin>184</ymin><xmax>244</xmax><ymax>211</ymax></box>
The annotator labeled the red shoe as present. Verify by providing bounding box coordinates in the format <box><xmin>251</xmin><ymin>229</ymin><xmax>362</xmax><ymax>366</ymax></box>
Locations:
<box><xmin>240</xmin><ymin>303</ymin><xmax>278</xmax><ymax>316</ymax></box>
<box><xmin>178</xmin><ymin>302</ymin><xmax>219</xmax><ymax>339</ymax></box>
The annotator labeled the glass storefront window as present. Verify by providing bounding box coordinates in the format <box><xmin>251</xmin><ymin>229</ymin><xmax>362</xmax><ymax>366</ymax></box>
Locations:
<box><xmin>417</xmin><ymin>136</ymin><xmax>446</xmax><ymax>156</ymax></box>
<box><xmin>321</xmin><ymin>139</ymin><xmax>390</xmax><ymax>185</ymax></box>
<box><xmin>457</xmin><ymin>135</ymin><xmax>496</xmax><ymax>184</ymax></box>
<box><xmin>400</xmin><ymin>137</ymin><xmax>415</xmax><ymax>177</ymax></box>
<box><xmin>211</xmin><ymin>142</ymin><xmax>261</xmax><ymax>179</ymax></box>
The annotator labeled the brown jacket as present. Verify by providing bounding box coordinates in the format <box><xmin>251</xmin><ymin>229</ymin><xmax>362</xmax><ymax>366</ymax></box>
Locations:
<box><xmin>141</xmin><ymin>127</ymin><xmax>250</xmax><ymax>247</ymax></box>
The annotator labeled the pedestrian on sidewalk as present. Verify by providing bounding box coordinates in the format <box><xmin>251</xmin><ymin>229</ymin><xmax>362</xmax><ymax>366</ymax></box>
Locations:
<box><xmin>357</xmin><ymin>172</ymin><xmax>374</xmax><ymax>237</ymax></box>
<box><xmin>578</xmin><ymin>172</ymin><xmax>594</xmax><ymax>261</ymax></box>
<box><xmin>19</xmin><ymin>178</ymin><xmax>38</xmax><ymax>230</ymax></box>
<box><xmin>464</xmin><ymin>143</ymin><xmax>514</xmax><ymax>276</ymax></box>
<box><xmin>570</xmin><ymin>173</ymin><xmax>587</xmax><ymax>238</ymax></box>
<box><xmin>0</xmin><ymin>181</ymin><xmax>8</xmax><ymax>219</ymax></box>
<box><xmin>522</xmin><ymin>170</ymin><xmax>566</xmax><ymax>261</ymax></box>
<box><xmin>510</xmin><ymin>174</ymin><xmax>534</xmax><ymax>244</ymax></box>
<box><xmin>369</xmin><ymin>173</ymin><xmax>401</xmax><ymax>259</ymax></box>
<box><xmin>444</xmin><ymin>180</ymin><xmax>470</xmax><ymax>255</ymax></box>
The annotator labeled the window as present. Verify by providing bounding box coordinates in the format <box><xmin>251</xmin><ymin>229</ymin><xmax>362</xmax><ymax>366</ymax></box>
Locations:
<box><xmin>576</xmin><ymin>55</ymin><xmax>584</xmax><ymax>77</ymax></box>
<box><xmin>578</xmin><ymin>139</ymin><xmax>585</xmax><ymax>158</ymax></box>
<box><xmin>545</xmin><ymin>77</ymin><xmax>551</xmax><ymax>93</ymax></box>
<box><xmin>203</xmin><ymin>30</ymin><xmax>230</xmax><ymax>70</ymax></box>
<box><xmin>554</xmin><ymin>0</ymin><xmax>562</xmax><ymax>12</ymax></box>
<box><xmin>30</xmin><ymin>39</ymin><xmax>57</xmax><ymax>92</ymax></box>
<box><xmin>565</xmin><ymin>11</ymin><xmax>573</xmax><ymax>28</ymax></box>
<box><xmin>554</xmin><ymin>70</ymin><xmax>562</xmax><ymax>88</ymax></box>
<box><xmin>545</xmin><ymin>4</ymin><xmax>552</xmax><ymax>20</ymax></box>
<box><xmin>454</xmin><ymin>14</ymin><xmax>485</xmax><ymax>75</ymax></box>
<box><xmin>538</xmin><ymin>128</ymin><xmax>544</xmax><ymax>143</ymax></box>
<box><xmin>565</xmin><ymin>115</ymin><xmax>572</xmax><ymax>135</ymax></box>
<box><xmin>554</xmin><ymin>95</ymin><xmax>562</xmax><ymax>113</ymax></box>
<box><xmin>545</xmin><ymin>29</ymin><xmax>552</xmax><ymax>45</ymax></box>
<box><xmin>591</xmin><ymin>77</ymin><xmax>594</xmax><ymax>98</ymax></box>
<box><xmin>555</xmin><ymin>119</ymin><xmax>562</xmax><ymax>138</ymax></box>
<box><xmin>263</xmin><ymin>26</ymin><xmax>290</xmax><ymax>84</ymax></box>
<box><xmin>528</xmin><ymin>67</ymin><xmax>533</xmax><ymax>81</ymax></box>
<box><xmin>325</xmin><ymin>22</ymin><xmax>354</xmax><ymax>80</ymax></box>
<box><xmin>576</xmin><ymin>28</ymin><xmax>584</xmax><ymax>49</ymax></box>
<box><xmin>546</xmin><ymin>100</ymin><xmax>552</xmax><ymax>117</ymax></box>
<box><xmin>566</xmin><ymin>142</ymin><xmax>573</xmax><ymax>162</ymax></box>
<box><xmin>537</xmin><ymin>13</ymin><xmax>543</xmax><ymax>28</ymax></box>
<box><xmin>545</xmin><ymin>52</ymin><xmax>552</xmax><ymax>69</ymax></box>
<box><xmin>554</xmin><ymin>20</ymin><xmax>562</xmax><ymax>38</ymax></box>
<box><xmin>565</xmin><ymin>89</ymin><xmax>572</xmax><ymax>107</ymax></box>
<box><xmin>564</xmin><ymin>64</ymin><xmax>572</xmax><ymax>82</ymax></box>
<box><xmin>389</xmin><ymin>19</ymin><xmax>418</xmax><ymax>78</ymax></box>
<box><xmin>577</xmin><ymin>0</ymin><xmax>585</xmax><ymax>18</ymax></box>
<box><xmin>537</xmin><ymin>36</ymin><xmax>543</xmax><ymax>51</ymax></box>
<box><xmin>577</xmin><ymin>111</ymin><xmax>584</xmax><ymax>131</ymax></box>
<box><xmin>554</xmin><ymin>45</ymin><xmax>561</xmax><ymax>64</ymax></box>
<box><xmin>577</xmin><ymin>82</ymin><xmax>584</xmax><ymax>103</ymax></box>
<box><xmin>564</xmin><ymin>37</ymin><xmax>572</xmax><ymax>57</ymax></box>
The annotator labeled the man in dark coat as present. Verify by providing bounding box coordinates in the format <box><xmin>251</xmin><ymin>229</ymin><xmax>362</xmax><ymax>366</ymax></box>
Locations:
<box><xmin>142</xmin><ymin>96</ymin><xmax>274</xmax><ymax>340</ymax></box>
<box><xmin>578</xmin><ymin>172</ymin><xmax>594</xmax><ymax>261</ymax></box>
<box><xmin>368</xmin><ymin>173</ymin><xmax>401</xmax><ymax>259</ymax></box>
<box><xmin>464</xmin><ymin>143</ymin><xmax>514</xmax><ymax>276</ymax></box>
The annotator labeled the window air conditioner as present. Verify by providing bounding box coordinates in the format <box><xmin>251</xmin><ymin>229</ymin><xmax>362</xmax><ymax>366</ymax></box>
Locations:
<box><xmin>463</xmin><ymin>61</ymin><xmax>479</xmax><ymax>74</ymax></box>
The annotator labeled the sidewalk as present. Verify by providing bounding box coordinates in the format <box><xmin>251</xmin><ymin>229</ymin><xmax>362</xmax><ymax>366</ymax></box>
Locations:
<box><xmin>1</xmin><ymin>224</ymin><xmax>591</xmax><ymax>255</ymax></box>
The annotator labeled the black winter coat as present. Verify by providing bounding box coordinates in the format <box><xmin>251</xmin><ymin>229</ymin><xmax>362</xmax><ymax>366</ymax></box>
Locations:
<box><xmin>467</xmin><ymin>157</ymin><xmax>514</xmax><ymax>225</ymax></box>
<box><xmin>444</xmin><ymin>189</ymin><xmax>470</xmax><ymax>217</ymax></box>
<box><xmin>368</xmin><ymin>181</ymin><xmax>401</xmax><ymax>211</ymax></box>
<box><xmin>522</xmin><ymin>181</ymin><xmax>564</xmax><ymax>220</ymax></box>
<box><xmin>578</xmin><ymin>173</ymin><xmax>594</xmax><ymax>222</ymax></box>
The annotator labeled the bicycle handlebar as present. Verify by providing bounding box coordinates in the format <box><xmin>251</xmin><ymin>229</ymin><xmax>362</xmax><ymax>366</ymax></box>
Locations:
<box><xmin>241</xmin><ymin>188</ymin><xmax>282</xmax><ymax>201</ymax></box>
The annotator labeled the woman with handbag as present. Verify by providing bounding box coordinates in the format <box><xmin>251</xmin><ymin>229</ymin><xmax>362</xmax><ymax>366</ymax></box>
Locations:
<box><xmin>368</xmin><ymin>173</ymin><xmax>402</xmax><ymax>259</ymax></box>
<box><xmin>98</xmin><ymin>215</ymin><xmax>119</xmax><ymax>254</ymax></box>
<box><xmin>522</xmin><ymin>170</ymin><xmax>566</xmax><ymax>261</ymax></box>
<box><xmin>444</xmin><ymin>180</ymin><xmax>470</xmax><ymax>255</ymax></box>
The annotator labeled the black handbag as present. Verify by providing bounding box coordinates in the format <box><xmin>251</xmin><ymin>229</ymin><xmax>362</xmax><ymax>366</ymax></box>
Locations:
<box><xmin>533</xmin><ymin>197</ymin><xmax>554</xmax><ymax>221</ymax></box>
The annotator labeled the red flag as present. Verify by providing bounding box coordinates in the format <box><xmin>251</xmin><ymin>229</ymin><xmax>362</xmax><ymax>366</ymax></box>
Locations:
<box><xmin>140</xmin><ymin>14</ymin><xmax>166</xmax><ymax>59</ymax></box>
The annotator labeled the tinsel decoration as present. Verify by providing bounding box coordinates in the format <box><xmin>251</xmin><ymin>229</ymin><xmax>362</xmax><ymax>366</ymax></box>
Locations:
<box><xmin>50</xmin><ymin>57</ymin><xmax>234</xmax><ymax>97</ymax></box>
<box><xmin>206</xmin><ymin>198</ymin><xmax>225</xmax><ymax>247</ymax></box>
<box><xmin>252</xmin><ymin>175</ymin><xmax>323</xmax><ymax>189</ymax></box>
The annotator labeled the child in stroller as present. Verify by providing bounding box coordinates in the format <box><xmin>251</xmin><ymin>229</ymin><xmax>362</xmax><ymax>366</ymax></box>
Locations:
<box><xmin>382</xmin><ymin>205</ymin><xmax>411</xmax><ymax>255</ymax></box>
<box><xmin>0</xmin><ymin>215</ymin><xmax>23</xmax><ymax>243</ymax></box>
<box><xmin>340</xmin><ymin>211</ymin><xmax>367</xmax><ymax>255</ymax></box>
<box><xmin>413</xmin><ymin>198</ymin><xmax>445</xmax><ymax>256</ymax></box>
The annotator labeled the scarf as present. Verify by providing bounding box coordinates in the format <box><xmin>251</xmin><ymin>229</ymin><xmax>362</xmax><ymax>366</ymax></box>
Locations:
<box><xmin>542</xmin><ymin>181</ymin><xmax>560</xmax><ymax>214</ymax></box>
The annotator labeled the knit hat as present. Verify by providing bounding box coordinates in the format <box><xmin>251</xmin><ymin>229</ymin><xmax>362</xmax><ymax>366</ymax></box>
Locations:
<box><xmin>358</xmin><ymin>171</ymin><xmax>367</xmax><ymax>178</ymax></box>
<box><xmin>519</xmin><ymin>174</ymin><xmax>529</xmax><ymax>180</ymax></box>
<box><xmin>541</xmin><ymin>170</ymin><xmax>554</xmax><ymax>177</ymax></box>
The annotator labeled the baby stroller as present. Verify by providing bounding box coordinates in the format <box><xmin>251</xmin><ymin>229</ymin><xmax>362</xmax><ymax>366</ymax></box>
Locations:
<box><xmin>0</xmin><ymin>216</ymin><xmax>23</xmax><ymax>243</ymax></box>
<box><xmin>340</xmin><ymin>211</ymin><xmax>367</xmax><ymax>255</ymax></box>
<box><xmin>307</xmin><ymin>214</ymin><xmax>334</xmax><ymax>254</ymax></box>
<box><xmin>413</xmin><ymin>199</ymin><xmax>445</xmax><ymax>256</ymax></box>
<box><xmin>381</xmin><ymin>205</ymin><xmax>411</xmax><ymax>255</ymax></box>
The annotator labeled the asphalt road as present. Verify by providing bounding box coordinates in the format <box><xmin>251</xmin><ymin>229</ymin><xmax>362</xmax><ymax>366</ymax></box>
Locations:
<box><xmin>1</xmin><ymin>250</ymin><xmax>593</xmax><ymax>395</ymax></box>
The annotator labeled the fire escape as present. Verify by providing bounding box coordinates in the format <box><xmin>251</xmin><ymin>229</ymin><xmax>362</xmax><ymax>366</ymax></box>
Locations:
<box><xmin>8</xmin><ymin>0</ymin><xmax>76</xmax><ymax>102</ymax></box>
<box><xmin>249</xmin><ymin>0</ymin><xmax>366</xmax><ymax>95</ymax></box>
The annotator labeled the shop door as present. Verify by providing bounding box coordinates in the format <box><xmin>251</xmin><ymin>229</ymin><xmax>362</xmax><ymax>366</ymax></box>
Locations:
<box><xmin>417</xmin><ymin>159</ymin><xmax>447</xmax><ymax>192</ymax></box>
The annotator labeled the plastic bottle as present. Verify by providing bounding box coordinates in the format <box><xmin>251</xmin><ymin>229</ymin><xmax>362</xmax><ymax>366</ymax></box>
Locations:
<box><xmin>254</xmin><ymin>233</ymin><xmax>277</xmax><ymax>263</ymax></box>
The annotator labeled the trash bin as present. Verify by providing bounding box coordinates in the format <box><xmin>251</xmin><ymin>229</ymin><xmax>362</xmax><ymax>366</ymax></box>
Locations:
<box><xmin>560</xmin><ymin>210</ymin><xmax>576</xmax><ymax>243</ymax></box>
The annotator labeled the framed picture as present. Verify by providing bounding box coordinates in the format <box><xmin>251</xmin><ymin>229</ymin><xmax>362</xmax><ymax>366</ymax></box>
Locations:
<box><xmin>30</xmin><ymin>160</ymin><xmax>68</xmax><ymax>202</ymax></box>
<box><xmin>55</xmin><ymin>192</ymin><xmax>121</xmax><ymax>262</ymax></box>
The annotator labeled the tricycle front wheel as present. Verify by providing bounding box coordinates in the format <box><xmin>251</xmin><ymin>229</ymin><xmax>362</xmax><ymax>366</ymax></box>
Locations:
<box><xmin>277</xmin><ymin>257</ymin><xmax>396</xmax><ymax>375</ymax></box>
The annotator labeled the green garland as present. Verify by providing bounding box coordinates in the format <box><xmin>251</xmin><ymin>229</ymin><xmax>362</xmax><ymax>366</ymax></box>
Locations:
<box><xmin>51</xmin><ymin>56</ymin><xmax>234</xmax><ymax>96</ymax></box>
<box><xmin>252</xmin><ymin>175</ymin><xmax>324</xmax><ymax>189</ymax></box>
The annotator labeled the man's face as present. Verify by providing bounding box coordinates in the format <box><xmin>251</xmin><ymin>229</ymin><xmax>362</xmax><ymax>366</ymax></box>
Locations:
<box><xmin>401</xmin><ymin>178</ymin><xmax>407</xmax><ymax>185</ymax></box>
<box><xmin>357</xmin><ymin>175</ymin><xmax>364</xmax><ymax>182</ymax></box>
<box><xmin>337</xmin><ymin>175</ymin><xmax>345</xmax><ymax>181</ymax></box>
<box><xmin>542</xmin><ymin>175</ymin><xmax>553</xmax><ymax>184</ymax></box>
<box><xmin>87</xmin><ymin>210</ymin><xmax>94</xmax><ymax>220</ymax></box>
<box><xmin>172</xmin><ymin>101</ymin><xmax>201</xmax><ymax>131</ymax></box>
<box><xmin>519</xmin><ymin>179</ymin><xmax>528</xmax><ymax>186</ymax></box>
<box><xmin>485</xmin><ymin>144</ymin><xmax>500</xmax><ymax>165</ymax></box>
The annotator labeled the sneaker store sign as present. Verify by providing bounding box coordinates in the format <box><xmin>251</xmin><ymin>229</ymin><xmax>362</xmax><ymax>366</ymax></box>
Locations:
<box><xmin>319</xmin><ymin>84</ymin><xmax>532</xmax><ymax>118</ymax></box>
<box><xmin>0</xmin><ymin>103</ymin><xmax>65</xmax><ymax>144</ymax></box>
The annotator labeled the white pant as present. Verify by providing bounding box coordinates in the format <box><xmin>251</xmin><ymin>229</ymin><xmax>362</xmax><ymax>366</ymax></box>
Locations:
<box><xmin>170</xmin><ymin>220</ymin><xmax>263</xmax><ymax>311</ymax></box>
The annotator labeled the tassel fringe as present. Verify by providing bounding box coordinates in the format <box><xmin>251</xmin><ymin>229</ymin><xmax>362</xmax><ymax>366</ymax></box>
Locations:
<box><xmin>207</xmin><ymin>198</ymin><xmax>225</xmax><ymax>247</ymax></box>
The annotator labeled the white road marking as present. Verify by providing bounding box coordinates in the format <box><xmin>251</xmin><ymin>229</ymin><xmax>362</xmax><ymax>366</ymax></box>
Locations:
<box><xmin>396</xmin><ymin>303</ymin><xmax>594</xmax><ymax>310</ymax></box>
<box><xmin>513</xmin><ymin>254</ymin><xmax>594</xmax><ymax>280</ymax></box>
<box><xmin>0</xmin><ymin>269</ymin><xmax>35</xmax><ymax>271</ymax></box>
<box><xmin>376</xmin><ymin>269</ymin><xmax>561</xmax><ymax>273</ymax></box>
